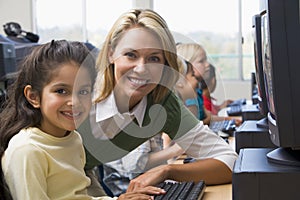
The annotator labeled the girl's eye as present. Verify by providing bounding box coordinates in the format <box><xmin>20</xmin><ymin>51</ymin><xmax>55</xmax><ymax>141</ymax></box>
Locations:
<box><xmin>56</xmin><ymin>89</ymin><xmax>67</xmax><ymax>94</ymax></box>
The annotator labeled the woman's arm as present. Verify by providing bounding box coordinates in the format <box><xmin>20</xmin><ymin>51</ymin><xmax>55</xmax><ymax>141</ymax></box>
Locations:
<box><xmin>127</xmin><ymin>119</ymin><xmax>237</xmax><ymax>192</ymax></box>
<box><xmin>127</xmin><ymin>158</ymin><xmax>232</xmax><ymax>192</ymax></box>
<box><xmin>144</xmin><ymin>142</ymin><xmax>184</xmax><ymax>170</ymax></box>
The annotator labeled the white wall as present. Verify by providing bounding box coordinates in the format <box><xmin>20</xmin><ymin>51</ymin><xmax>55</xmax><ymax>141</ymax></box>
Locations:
<box><xmin>0</xmin><ymin>0</ymin><xmax>33</xmax><ymax>35</ymax></box>
<box><xmin>213</xmin><ymin>80</ymin><xmax>251</xmax><ymax>103</ymax></box>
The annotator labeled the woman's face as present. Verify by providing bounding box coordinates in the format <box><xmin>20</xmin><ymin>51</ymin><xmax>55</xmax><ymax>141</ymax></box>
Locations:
<box><xmin>191</xmin><ymin>49</ymin><xmax>210</xmax><ymax>81</ymax></box>
<box><xmin>109</xmin><ymin>28</ymin><xmax>165</xmax><ymax>108</ymax></box>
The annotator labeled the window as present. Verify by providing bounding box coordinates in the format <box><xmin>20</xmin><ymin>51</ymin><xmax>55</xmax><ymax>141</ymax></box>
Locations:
<box><xmin>34</xmin><ymin>0</ymin><xmax>258</xmax><ymax>80</ymax></box>
<box><xmin>85</xmin><ymin>0</ymin><xmax>131</xmax><ymax>47</ymax></box>
<box><xmin>34</xmin><ymin>0</ymin><xmax>131</xmax><ymax>46</ymax></box>
<box><xmin>35</xmin><ymin>0</ymin><xmax>84</xmax><ymax>42</ymax></box>
<box><xmin>154</xmin><ymin>0</ymin><xmax>259</xmax><ymax>80</ymax></box>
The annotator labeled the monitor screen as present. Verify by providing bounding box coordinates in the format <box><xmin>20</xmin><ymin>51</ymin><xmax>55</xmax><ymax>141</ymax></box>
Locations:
<box><xmin>252</xmin><ymin>14</ymin><xmax>268</xmax><ymax>128</ymax></box>
<box><xmin>260</xmin><ymin>0</ymin><xmax>300</xmax><ymax>166</ymax></box>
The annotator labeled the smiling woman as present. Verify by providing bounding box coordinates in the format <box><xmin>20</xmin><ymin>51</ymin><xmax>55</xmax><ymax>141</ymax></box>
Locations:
<box><xmin>109</xmin><ymin>28</ymin><xmax>165</xmax><ymax>112</ymax></box>
<box><xmin>77</xmin><ymin>9</ymin><xmax>237</xmax><ymax>197</ymax></box>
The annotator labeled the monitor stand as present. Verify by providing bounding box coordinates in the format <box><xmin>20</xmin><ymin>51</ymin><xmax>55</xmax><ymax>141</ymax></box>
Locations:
<box><xmin>256</xmin><ymin>117</ymin><xmax>268</xmax><ymax>129</ymax></box>
<box><xmin>267</xmin><ymin>147</ymin><xmax>300</xmax><ymax>167</ymax></box>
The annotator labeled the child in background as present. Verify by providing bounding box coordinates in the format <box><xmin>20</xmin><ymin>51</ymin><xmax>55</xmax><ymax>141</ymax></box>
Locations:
<box><xmin>0</xmin><ymin>40</ymin><xmax>164</xmax><ymax>200</ymax></box>
<box><xmin>175</xmin><ymin>58</ymin><xmax>199</xmax><ymax>118</ymax></box>
<box><xmin>202</xmin><ymin>64</ymin><xmax>233</xmax><ymax>115</ymax></box>
<box><xmin>176</xmin><ymin>43</ymin><xmax>211</xmax><ymax>124</ymax></box>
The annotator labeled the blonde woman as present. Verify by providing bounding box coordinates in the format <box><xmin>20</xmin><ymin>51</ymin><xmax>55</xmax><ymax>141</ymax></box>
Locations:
<box><xmin>79</xmin><ymin>9</ymin><xmax>237</xmax><ymax>194</ymax></box>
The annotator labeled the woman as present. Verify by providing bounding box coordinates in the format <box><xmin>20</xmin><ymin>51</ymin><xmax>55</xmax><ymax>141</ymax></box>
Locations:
<box><xmin>78</xmin><ymin>9</ymin><xmax>237</xmax><ymax>194</ymax></box>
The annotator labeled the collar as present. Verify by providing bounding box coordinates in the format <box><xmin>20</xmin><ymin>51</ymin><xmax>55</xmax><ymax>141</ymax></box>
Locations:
<box><xmin>95</xmin><ymin>92</ymin><xmax>147</xmax><ymax>127</ymax></box>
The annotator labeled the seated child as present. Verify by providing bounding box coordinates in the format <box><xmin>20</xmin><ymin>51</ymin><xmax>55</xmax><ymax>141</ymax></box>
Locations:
<box><xmin>0</xmin><ymin>40</ymin><xmax>164</xmax><ymax>200</ymax></box>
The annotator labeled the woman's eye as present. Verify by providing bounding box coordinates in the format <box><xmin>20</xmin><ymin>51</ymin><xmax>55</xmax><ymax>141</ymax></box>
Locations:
<box><xmin>79</xmin><ymin>89</ymin><xmax>90</xmax><ymax>95</ymax></box>
<box><xmin>125</xmin><ymin>52</ymin><xmax>136</xmax><ymax>59</ymax></box>
<box><xmin>148</xmin><ymin>56</ymin><xmax>161</xmax><ymax>63</ymax></box>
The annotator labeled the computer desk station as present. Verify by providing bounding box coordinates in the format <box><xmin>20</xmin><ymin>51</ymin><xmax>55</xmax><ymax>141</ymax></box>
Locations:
<box><xmin>232</xmin><ymin>0</ymin><xmax>300</xmax><ymax>199</ymax></box>
<box><xmin>3</xmin><ymin>1</ymin><xmax>300</xmax><ymax>199</ymax></box>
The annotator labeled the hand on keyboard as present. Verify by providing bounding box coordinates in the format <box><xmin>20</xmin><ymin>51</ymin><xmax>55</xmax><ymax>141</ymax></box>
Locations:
<box><xmin>227</xmin><ymin>98</ymin><xmax>246</xmax><ymax>107</ymax></box>
<box><xmin>155</xmin><ymin>180</ymin><xmax>206</xmax><ymax>200</ymax></box>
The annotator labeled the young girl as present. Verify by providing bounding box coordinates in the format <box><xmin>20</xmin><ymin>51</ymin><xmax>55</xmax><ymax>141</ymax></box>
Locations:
<box><xmin>202</xmin><ymin>63</ymin><xmax>233</xmax><ymax>115</ymax></box>
<box><xmin>175</xmin><ymin>58</ymin><xmax>200</xmax><ymax>118</ymax></box>
<box><xmin>0</xmin><ymin>40</ymin><xmax>163</xmax><ymax>200</ymax></box>
<box><xmin>78</xmin><ymin>9</ymin><xmax>237</xmax><ymax>193</ymax></box>
<box><xmin>176</xmin><ymin>43</ymin><xmax>211</xmax><ymax>124</ymax></box>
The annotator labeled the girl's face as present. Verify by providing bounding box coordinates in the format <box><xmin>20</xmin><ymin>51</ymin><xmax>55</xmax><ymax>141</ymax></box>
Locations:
<box><xmin>191</xmin><ymin>49</ymin><xmax>210</xmax><ymax>81</ymax></box>
<box><xmin>109</xmin><ymin>28</ymin><xmax>165</xmax><ymax>109</ymax></box>
<box><xmin>38</xmin><ymin>64</ymin><xmax>93</xmax><ymax>137</ymax></box>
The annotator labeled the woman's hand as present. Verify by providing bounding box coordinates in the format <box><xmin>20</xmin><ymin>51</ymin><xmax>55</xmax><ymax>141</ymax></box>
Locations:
<box><xmin>118</xmin><ymin>186</ymin><xmax>165</xmax><ymax>200</ymax></box>
<box><xmin>127</xmin><ymin>165</ymin><xmax>170</xmax><ymax>192</ymax></box>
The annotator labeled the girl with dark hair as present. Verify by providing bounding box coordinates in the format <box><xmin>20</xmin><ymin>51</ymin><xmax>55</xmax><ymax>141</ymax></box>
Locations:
<box><xmin>0</xmin><ymin>40</ymin><xmax>163</xmax><ymax>200</ymax></box>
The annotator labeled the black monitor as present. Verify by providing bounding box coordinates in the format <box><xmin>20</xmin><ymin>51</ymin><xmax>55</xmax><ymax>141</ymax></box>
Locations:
<box><xmin>260</xmin><ymin>0</ymin><xmax>300</xmax><ymax>166</ymax></box>
<box><xmin>252</xmin><ymin>14</ymin><xmax>268</xmax><ymax>129</ymax></box>
<box><xmin>0</xmin><ymin>42</ymin><xmax>16</xmax><ymax>80</ymax></box>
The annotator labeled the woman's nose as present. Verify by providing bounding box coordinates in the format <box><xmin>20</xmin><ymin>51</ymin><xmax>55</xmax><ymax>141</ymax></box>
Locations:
<box><xmin>133</xmin><ymin>58</ymin><xmax>147</xmax><ymax>73</ymax></box>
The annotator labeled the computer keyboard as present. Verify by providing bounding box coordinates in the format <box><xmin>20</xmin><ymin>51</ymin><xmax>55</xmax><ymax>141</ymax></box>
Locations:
<box><xmin>209</xmin><ymin>119</ymin><xmax>236</xmax><ymax>136</ymax></box>
<box><xmin>227</xmin><ymin>98</ymin><xmax>247</xmax><ymax>107</ymax></box>
<box><xmin>227</xmin><ymin>105</ymin><xmax>242</xmax><ymax>116</ymax></box>
<box><xmin>154</xmin><ymin>180</ymin><xmax>206</xmax><ymax>200</ymax></box>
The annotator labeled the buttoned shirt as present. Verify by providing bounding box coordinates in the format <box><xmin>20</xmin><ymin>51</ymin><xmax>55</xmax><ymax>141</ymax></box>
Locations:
<box><xmin>82</xmin><ymin>91</ymin><xmax>237</xmax><ymax>171</ymax></box>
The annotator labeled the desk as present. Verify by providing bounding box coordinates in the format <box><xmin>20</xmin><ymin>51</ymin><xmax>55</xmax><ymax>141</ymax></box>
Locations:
<box><xmin>203</xmin><ymin>184</ymin><xmax>231</xmax><ymax>200</ymax></box>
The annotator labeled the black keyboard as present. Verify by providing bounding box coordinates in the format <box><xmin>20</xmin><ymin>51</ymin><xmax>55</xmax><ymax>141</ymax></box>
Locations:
<box><xmin>227</xmin><ymin>105</ymin><xmax>242</xmax><ymax>116</ymax></box>
<box><xmin>227</xmin><ymin>98</ymin><xmax>246</xmax><ymax>107</ymax></box>
<box><xmin>154</xmin><ymin>180</ymin><xmax>206</xmax><ymax>200</ymax></box>
<box><xmin>209</xmin><ymin>119</ymin><xmax>236</xmax><ymax>136</ymax></box>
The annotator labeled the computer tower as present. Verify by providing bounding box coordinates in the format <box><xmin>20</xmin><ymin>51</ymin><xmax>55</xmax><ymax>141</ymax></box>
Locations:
<box><xmin>0</xmin><ymin>42</ymin><xmax>16</xmax><ymax>79</ymax></box>
<box><xmin>235</xmin><ymin>120</ymin><xmax>276</xmax><ymax>153</ymax></box>
<box><xmin>233</xmin><ymin>148</ymin><xmax>300</xmax><ymax>200</ymax></box>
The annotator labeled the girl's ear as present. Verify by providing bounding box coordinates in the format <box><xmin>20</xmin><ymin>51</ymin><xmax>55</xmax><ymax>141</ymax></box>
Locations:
<box><xmin>24</xmin><ymin>85</ymin><xmax>41</xmax><ymax>108</ymax></box>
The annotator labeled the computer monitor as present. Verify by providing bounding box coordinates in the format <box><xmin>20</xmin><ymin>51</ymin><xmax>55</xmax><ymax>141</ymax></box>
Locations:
<box><xmin>0</xmin><ymin>42</ymin><xmax>16</xmax><ymax>80</ymax></box>
<box><xmin>252</xmin><ymin>14</ymin><xmax>268</xmax><ymax>129</ymax></box>
<box><xmin>260</xmin><ymin>0</ymin><xmax>300</xmax><ymax>166</ymax></box>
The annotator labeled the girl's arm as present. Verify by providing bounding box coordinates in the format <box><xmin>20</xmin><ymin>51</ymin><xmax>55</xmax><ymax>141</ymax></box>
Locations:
<box><xmin>2</xmin><ymin>145</ymin><xmax>50</xmax><ymax>200</ymax></box>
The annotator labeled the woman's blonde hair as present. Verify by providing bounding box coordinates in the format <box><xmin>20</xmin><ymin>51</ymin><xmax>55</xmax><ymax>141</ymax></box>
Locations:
<box><xmin>176</xmin><ymin>43</ymin><xmax>205</xmax><ymax>63</ymax></box>
<box><xmin>94</xmin><ymin>9</ymin><xmax>179</xmax><ymax>103</ymax></box>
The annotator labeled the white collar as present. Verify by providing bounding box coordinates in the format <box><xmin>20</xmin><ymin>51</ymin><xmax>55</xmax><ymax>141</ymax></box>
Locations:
<box><xmin>95</xmin><ymin>92</ymin><xmax>147</xmax><ymax>127</ymax></box>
